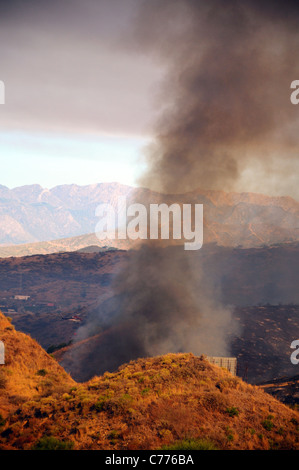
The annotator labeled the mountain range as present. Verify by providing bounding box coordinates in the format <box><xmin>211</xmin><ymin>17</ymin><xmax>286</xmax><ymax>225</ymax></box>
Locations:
<box><xmin>0</xmin><ymin>182</ymin><xmax>299</xmax><ymax>256</ymax></box>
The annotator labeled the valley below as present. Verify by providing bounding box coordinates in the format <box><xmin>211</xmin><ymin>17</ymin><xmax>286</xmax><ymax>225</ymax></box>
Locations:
<box><xmin>1</xmin><ymin>185</ymin><xmax>299</xmax><ymax>445</ymax></box>
<box><xmin>0</xmin><ymin>243</ymin><xmax>299</xmax><ymax>389</ymax></box>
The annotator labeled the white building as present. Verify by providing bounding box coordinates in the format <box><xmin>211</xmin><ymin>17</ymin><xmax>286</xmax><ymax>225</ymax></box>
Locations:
<box><xmin>206</xmin><ymin>356</ymin><xmax>237</xmax><ymax>376</ymax></box>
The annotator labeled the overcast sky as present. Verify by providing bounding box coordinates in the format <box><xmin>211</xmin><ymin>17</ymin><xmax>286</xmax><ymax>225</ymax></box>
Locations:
<box><xmin>0</xmin><ymin>0</ymin><xmax>298</xmax><ymax>199</ymax></box>
<box><xmin>0</xmin><ymin>0</ymin><xmax>162</xmax><ymax>188</ymax></box>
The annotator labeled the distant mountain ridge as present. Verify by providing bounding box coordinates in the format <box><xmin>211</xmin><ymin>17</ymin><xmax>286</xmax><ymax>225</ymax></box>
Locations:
<box><xmin>0</xmin><ymin>182</ymin><xmax>298</xmax><ymax>255</ymax></box>
<box><xmin>0</xmin><ymin>182</ymin><xmax>133</xmax><ymax>245</ymax></box>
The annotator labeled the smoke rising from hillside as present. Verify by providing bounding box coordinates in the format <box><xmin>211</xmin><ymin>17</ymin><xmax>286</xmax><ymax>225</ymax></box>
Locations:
<box><xmin>63</xmin><ymin>246</ymin><xmax>235</xmax><ymax>379</ymax></box>
<box><xmin>110</xmin><ymin>246</ymin><xmax>233</xmax><ymax>356</ymax></box>
<box><xmin>70</xmin><ymin>0</ymin><xmax>299</xmax><ymax>376</ymax></box>
<box><xmin>135</xmin><ymin>0</ymin><xmax>299</xmax><ymax>196</ymax></box>
<box><xmin>106</xmin><ymin>0</ymin><xmax>299</xmax><ymax>358</ymax></box>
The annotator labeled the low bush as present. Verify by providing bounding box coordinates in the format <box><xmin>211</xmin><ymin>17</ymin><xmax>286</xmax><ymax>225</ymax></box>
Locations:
<box><xmin>32</xmin><ymin>436</ymin><xmax>74</xmax><ymax>450</ymax></box>
<box><xmin>262</xmin><ymin>419</ymin><xmax>274</xmax><ymax>431</ymax></box>
<box><xmin>162</xmin><ymin>438</ymin><xmax>218</xmax><ymax>450</ymax></box>
<box><xmin>226</xmin><ymin>406</ymin><xmax>239</xmax><ymax>417</ymax></box>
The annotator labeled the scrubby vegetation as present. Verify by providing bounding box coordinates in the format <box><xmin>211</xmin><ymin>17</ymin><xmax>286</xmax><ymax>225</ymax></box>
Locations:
<box><xmin>226</xmin><ymin>406</ymin><xmax>239</xmax><ymax>417</ymax></box>
<box><xmin>0</xmin><ymin>312</ymin><xmax>299</xmax><ymax>450</ymax></box>
<box><xmin>162</xmin><ymin>438</ymin><xmax>218</xmax><ymax>450</ymax></box>
<box><xmin>31</xmin><ymin>436</ymin><xmax>74</xmax><ymax>450</ymax></box>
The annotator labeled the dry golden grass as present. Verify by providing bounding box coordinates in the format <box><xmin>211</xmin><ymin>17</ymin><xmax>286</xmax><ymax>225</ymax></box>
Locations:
<box><xmin>0</xmin><ymin>312</ymin><xmax>74</xmax><ymax>419</ymax></box>
<box><xmin>0</xmin><ymin>311</ymin><xmax>299</xmax><ymax>450</ymax></box>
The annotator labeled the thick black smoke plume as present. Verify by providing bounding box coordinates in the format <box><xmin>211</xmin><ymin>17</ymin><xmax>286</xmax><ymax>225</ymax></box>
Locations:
<box><xmin>134</xmin><ymin>0</ymin><xmax>299</xmax><ymax>196</ymax></box>
<box><xmin>62</xmin><ymin>246</ymin><xmax>234</xmax><ymax>381</ymax></box>
<box><xmin>67</xmin><ymin>0</ymin><xmax>299</xmax><ymax>379</ymax></box>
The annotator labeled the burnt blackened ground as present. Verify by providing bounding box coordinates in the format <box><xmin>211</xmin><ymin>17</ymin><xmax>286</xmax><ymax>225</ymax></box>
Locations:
<box><xmin>231</xmin><ymin>305</ymin><xmax>299</xmax><ymax>384</ymax></box>
<box><xmin>0</xmin><ymin>245</ymin><xmax>299</xmax><ymax>385</ymax></box>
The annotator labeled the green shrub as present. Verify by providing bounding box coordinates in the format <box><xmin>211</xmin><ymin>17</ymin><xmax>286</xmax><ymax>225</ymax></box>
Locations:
<box><xmin>94</xmin><ymin>398</ymin><xmax>106</xmax><ymax>412</ymax></box>
<box><xmin>262</xmin><ymin>419</ymin><xmax>274</xmax><ymax>431</ymax></box>
<box><xmin>117</xmin><ymin>393</ymin><xmax>133</xmax><ymax>410</ymax></box>
<box><xmin>32</xmin><ymin>436</ymin><xmax>74</xmax><ymax>450</ymax></box>
<box><xmin>162</xmin><ymin>438</ymin><xmax>218</xmax><ymax>450</ymax></box>
<box><xmin>36</xmin><ymin>369</ymin><xmax>47</xmax><ymax>377</ymax></box>
<box><xmin>226</xmin><ymin>406</ymin><xmax>239</xmax><ymax>417</ymax></box>
<box><xmin>108</xmin><ymin>430</ymin><xmax>120</xmax><ymax>440</ymax></box>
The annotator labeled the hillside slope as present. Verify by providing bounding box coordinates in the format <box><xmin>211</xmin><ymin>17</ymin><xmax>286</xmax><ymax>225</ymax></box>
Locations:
<box><xmin>0</xmin><ymin>313</ymin><xmax>74</xmax><ymax>419</ymax></box>
<box><xmin>0</xmin><ymin>314</ymin><xmax>298</xmax><ymax>450</ymax></box>
<box><xmin>0</xmin><ymin>245</ymin><xmax>299</xmax><ymax>385</ymax></box>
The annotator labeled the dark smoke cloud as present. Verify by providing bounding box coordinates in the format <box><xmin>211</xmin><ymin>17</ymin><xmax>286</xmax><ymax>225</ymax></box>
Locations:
<box><xmin>103</xmin><ymin>246</ymin><xmax>233</xmax><ymax>358</ymax></box>
<box><xmin>133</xmin><ymin>0</ymin><xmax>299</xmax><ymax>195</ymax></box>
<box><xmin>63</xmin><ymin>246</ymin><xmax>235</xmax><ymax>381</ymax></box>
<box><xmin>67</xmin><ymin>0</ymin><xmax>299</xmax><ymax>378</ymax></box>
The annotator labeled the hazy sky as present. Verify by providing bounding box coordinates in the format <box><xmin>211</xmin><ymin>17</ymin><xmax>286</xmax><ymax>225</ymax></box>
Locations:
<box><xmin>0</xmin><ymin>0</ymin><xmax>161</xmax><ymax>188</ymax></box>
<box><xmin>0</xmin><ymin>0</ymin><xmax>298</xmax><ymax>199</ymax></box>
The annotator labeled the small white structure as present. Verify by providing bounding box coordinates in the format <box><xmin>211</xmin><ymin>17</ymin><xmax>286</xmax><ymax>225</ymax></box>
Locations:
<box><xmin>0</xmin><ymin>341</ymin><xmax>4</xmax><ymax>365</ymax></box>
<box><xmin>14</xmin><ymin>295</ymin><xmax>30</xmax><ymax>300</ymax></box>
<box><xmin>206</xmin><ymin>356</ymin><xmax>237</xmax><ymax>376</ymax></box>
